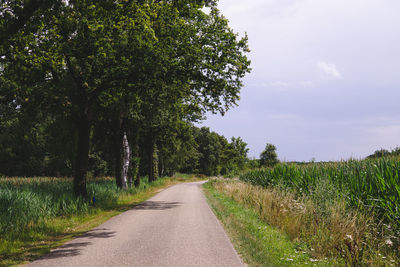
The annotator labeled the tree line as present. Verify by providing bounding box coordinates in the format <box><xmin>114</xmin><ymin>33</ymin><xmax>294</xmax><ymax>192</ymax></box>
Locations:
<box><xmin>0</xmin><ymin>0</ymin><xmax>251</xmax><ymax>196</ymax></box>
<box><xmin>367</xmin><ymin>147</ymin><xmax>400</xmax><ymax>159</ymax></box>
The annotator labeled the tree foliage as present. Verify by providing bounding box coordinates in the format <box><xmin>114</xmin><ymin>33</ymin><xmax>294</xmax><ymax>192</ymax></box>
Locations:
<box><xmin>367</xmin><ymin>147</ymin><xmax>400</xmax><ymax>159</ymax></box>
<box><xmin>260</xmin><ymin>143</ymin><xmax>279</xmax><ymax>167</ymax></box>
<box><xmin>0</xmin><ymin>0</ymin><xmax>251</xmax><ymax>196</ymax></box>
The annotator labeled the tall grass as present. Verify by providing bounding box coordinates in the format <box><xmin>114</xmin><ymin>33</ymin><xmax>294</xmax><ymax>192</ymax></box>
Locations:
<box><xmin>210</xmin><ymin>179</ymin><xmax>398</xmax><ymax>265</ymax></box>
<box><xmin>239</xmin><ymin>157</ymin><xmax>400</xmax><ymax>264</ymax></box>
<box><xmin>240</xmin><ymin>158</ymin><xmax>400</xmax><ymax>231</ymax></box>
<box><xmin>0</xmin><ymin>176</ymin><xmax>155</xmax><ymax>238</ymax></box>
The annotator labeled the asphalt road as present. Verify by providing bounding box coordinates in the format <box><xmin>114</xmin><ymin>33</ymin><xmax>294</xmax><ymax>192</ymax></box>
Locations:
<box><xmin>27</xmin><ymin>181</ymin><xmax>243</xmax><ymax>267</ymax></box>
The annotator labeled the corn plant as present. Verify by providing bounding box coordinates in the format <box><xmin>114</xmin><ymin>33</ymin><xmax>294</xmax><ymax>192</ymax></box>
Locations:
<box><xmin>240</xmin><ymin>157</ymin><xmax>400</xmax><ymax>233</ymax></box>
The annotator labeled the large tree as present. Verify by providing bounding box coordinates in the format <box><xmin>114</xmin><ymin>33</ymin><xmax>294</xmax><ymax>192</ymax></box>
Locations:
<box><xmin>1</xmin><ymin>0</ymin><xmax>158</xmax><ymax>196</ymax></box>
<box><xmin>1</xmin><ymin>0</ymin><xmax>251</xmax><ymax>196</ymax></box>
<box><xmin>136</xmin><ymin>1</ymin><xmax>250</xmax><ymax>181</ymax></box>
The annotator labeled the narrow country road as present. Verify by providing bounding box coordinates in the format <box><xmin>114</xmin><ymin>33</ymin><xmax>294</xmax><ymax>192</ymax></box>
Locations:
<box><xmin>27</xmin><ymin>181</ymin><xmax>243</xmax><ymax>267</ymax></box>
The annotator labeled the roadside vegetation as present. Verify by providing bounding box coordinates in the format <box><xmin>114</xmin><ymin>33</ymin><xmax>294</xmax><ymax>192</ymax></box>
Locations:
<box><xmin>0</xmin><ymin>174</ymin><xmax>201</xmax><ymax>266</ymax></box>
<box><xmin>207</xmin><ymin>155</ymin><xmax>399</xmax><ymax>266</ymax></box>
<box><xmin>204</xmin><ymin>181</ymin><xmax>338</xmax><ymax>266</ymax></box>
<box><xmin>240</xmin><ymin>158</ymin><xmax>400</xmax><ymax>241</ymax></box>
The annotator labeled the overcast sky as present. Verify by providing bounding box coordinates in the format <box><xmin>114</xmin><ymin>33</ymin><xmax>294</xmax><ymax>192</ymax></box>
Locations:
<box><xmin>199</xmin><ymin>0</ymin><xmax>400</xmax><ymax>161</ymax></box>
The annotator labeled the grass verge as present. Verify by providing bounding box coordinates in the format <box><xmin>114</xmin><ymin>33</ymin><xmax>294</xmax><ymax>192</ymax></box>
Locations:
<box><xmin>0</xmin><ymin>174</ymin><xmax>202</xmax><ymax>266</ymax></box>
<box><xmin>205</xmin><ymin>179</ymin><xmax>398</xmax><ymax>266</ymax></box>
<box><xmin>203</xmin><ymin>181</ymin><xmax>338</xmax><ymax>266</ymax></box>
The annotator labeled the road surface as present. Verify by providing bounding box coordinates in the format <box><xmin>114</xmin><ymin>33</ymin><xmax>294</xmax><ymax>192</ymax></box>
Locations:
<box><xmin>27</xmin><ymin>181</ymin><xmax>243</xmax><ymax>267</ymax></box>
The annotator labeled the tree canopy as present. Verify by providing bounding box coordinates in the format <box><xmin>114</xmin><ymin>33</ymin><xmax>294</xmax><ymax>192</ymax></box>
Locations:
<box><xmin>260</xmin><ymin>143</ymin><xmax>279</xmax><ymax>167</ymax></box>
<box><xmin>0</xmin><ymin>0</ymin><xmax>251</xmax><ymax>196</ymax></box>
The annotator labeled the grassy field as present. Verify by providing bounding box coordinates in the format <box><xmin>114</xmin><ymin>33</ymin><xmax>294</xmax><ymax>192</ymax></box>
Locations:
<box><xmin>0</xmin><ymin>174</ymin><xmax>202</xmax><ymax>266</ymax></box>
<box><xmin>231</xmin><ymin>157</ymin><xmax>399</xmax><ymax>265</ymax></box>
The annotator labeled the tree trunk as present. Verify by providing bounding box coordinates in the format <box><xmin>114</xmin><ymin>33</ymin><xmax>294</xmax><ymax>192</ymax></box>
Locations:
<box><xmin>148</xmin><ymin>134</ymin><xmax>159</xmax><ymax>183</ymax></box>
<box><xmin>129</xmin><ymin>131</ymin><xmax>140</xmax><ymax>188</ymax></box>
<box><xmin>159</xmin><ymin>155</ymin><xmax>164</xmax><ymax>177</ymax></box>
<box><xmin>115</xmin><ymin>117</ymin><xmax>123</xmax><ymax>188</ymax></box>
<box><xmin>133</xmin><ymin>159</ymin><xmax>140</xmax><ymax>187</ymax></box>
<box><xmin>73</xmin><ymin>114</ymin><xmax>90</xmax><ymax>198</ymax></box>
<box><xmin>120</xmin><ymin>132</ymin><xmax>129</xmax><ymax>189</ymax></box>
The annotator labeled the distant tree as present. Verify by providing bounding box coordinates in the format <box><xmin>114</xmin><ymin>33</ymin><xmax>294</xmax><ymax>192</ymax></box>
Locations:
<box><xmin>367</xmin><ymin>147</ymin><xmax>400</xmax><ymax>159</ymax></box>
<box><xmin>246</xmin><ymin>158</ymin><xmax>260</xmax><ymax>169</ymax></box>
<box><xmin>220</xmin><ymin>137</ymin><xmax>249</xmax><ymax>174</ymax></box>
<box><xmin>367</xmin><ymin>149</ymin><xmax>390</xmax><ymax>159</ymax></box>
<box><xmin>194</xmin><ymin>127</ymin><xmax>223</xmax><ymax>176</ymax></box>
<box><xmin>391</xmin><ymin>147</ymin><xmax>400</xmax><ymax>156</ymax></box>
<box><xmin>230</xmin><ymin>137</ymin><xmax>249</xmax><ymax>169</ymax></box>
<box><xmin>260</xmin><ymin>143</ymin><xmax>279</xmax><ymax>167</ymax></box>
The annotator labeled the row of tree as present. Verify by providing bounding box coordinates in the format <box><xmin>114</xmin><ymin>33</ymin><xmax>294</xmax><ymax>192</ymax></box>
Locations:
<box><xmin>0</xmin><ymin>121</ymin><xmax>253</xmax><ymax>177</ymax></box>
<box><xmin>367</xmin><ymin>147</ymin><xmax>400</xmax><ymax>159</ymax></box>
<box><xmin>0</xmin><ymin>0</ymin><xmax>251</xmax><ymax>196</ymax></box>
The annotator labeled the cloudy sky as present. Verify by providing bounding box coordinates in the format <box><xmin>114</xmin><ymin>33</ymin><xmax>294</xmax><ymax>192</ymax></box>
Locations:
<box><xmin>200</xmin><ymin>0</ymin><xmax>400</xmax><ymax>161</ymax></box>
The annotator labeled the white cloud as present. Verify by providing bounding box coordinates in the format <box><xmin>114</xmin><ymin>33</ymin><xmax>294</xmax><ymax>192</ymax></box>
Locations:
<box><xmin>317</xmin><ymin>61</ymin><xmax>342</xmax><ymax>78</ymax></box>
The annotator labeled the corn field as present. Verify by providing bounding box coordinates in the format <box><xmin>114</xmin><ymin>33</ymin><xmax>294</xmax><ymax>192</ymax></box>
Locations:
<box><xmin>240</xmin><ymin>158</ymin><xmax>400</xmax><ymax>233</ymax></box>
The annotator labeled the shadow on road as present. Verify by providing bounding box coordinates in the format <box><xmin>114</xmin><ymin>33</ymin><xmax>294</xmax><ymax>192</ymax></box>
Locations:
<box><xmin>79</xmin><ymin>229</ymin><xmax>116</xmax><ymax>239</ymax></box>
<box><xmin>36</xmin><ymin>229</ymin><xmax>116</xmax><ymax>261</ymax></box>
<box><xmin>132</xmin><ymin>201</ymin><xmax>181</xmax><ymax>210</ymax></box>
<box><xmin>38</xmin><ymin>242</ymin><xmax>90</xmax><ymax>260</ymax></box>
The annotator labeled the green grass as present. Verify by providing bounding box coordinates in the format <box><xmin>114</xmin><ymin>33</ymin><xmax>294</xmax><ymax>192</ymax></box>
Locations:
<box><xmin>203</xmin><ymin>182</ymin><xmax>338</xmax><ymax>266</ymax></box>
<box><xmin>0</xmin><ymin>174</ymin><xmax>202</xmax><ymax>266</ymax></box>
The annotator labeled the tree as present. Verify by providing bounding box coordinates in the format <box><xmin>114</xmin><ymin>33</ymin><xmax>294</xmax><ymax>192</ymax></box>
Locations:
<box><xmin>260</xmin><ymin>143</ymin><xmax>279</xmax><ymax>167</ymax></box>
<box><xmin>230</xmin><ymin>137</ymin><xmax>249</xmax><ymax>170</ymax></box>
<box><xmin>1</xmin><ymin>0</ymin><xmax>251</xmax><ymax>195</ymax></box>
<box><xmin>194</xmin><ymin>127</ymin><xmax>223</xmax><ymax>176</ymax></box>
<box><xmin>1</xmin><ymin>0</ymin><xmax>158</xmax><ymax>196</ymax></box>
<box><xmin>130</xmin><ymin>1</ymin><xmax>251</xmax><ymax>181</ymax></box>
<box><xmin>367</xmin><ymin>147</ymin><xmax>399</xmax><ymax>159</ymax></box>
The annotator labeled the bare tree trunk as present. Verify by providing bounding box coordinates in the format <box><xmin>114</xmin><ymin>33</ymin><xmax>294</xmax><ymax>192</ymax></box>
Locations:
<box><xmin>120</xmin><ymin>132</ymin><xmax>129</xmax><ymax>189</ymax></box>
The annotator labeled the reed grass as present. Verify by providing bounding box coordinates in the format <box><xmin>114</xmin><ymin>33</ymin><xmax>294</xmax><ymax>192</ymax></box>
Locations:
<box><xmin>0</xmin><ymin>176</ymin><xmax>160</xmax><ymax>238</ymax></box>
